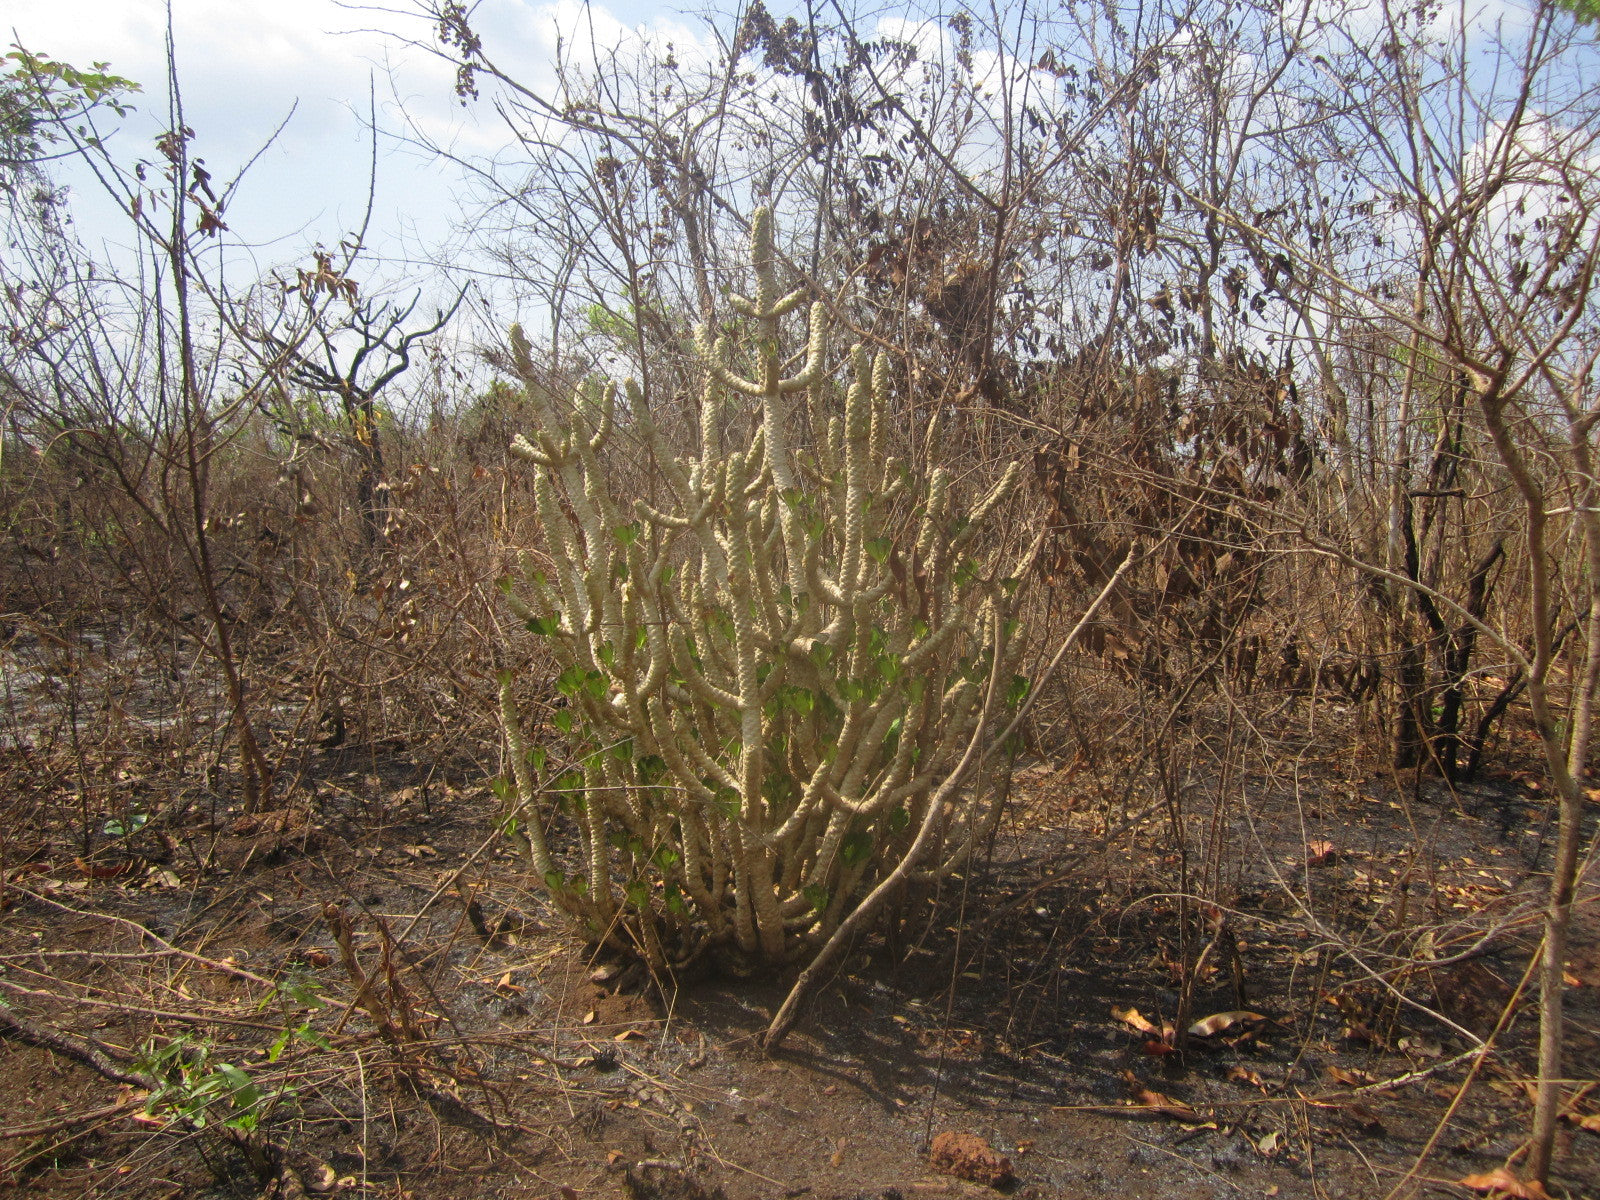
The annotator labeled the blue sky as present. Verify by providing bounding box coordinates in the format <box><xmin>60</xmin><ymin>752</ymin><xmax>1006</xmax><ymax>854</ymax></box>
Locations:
<box><xmin>8</xmin><ymin>0</ymin><xmax>708</xmax><ymax>308</ymax></box>
<box><xmin>7</xmin><ymin>0</ymin><xmax>1569</xmax><ymax>336</ymax></box>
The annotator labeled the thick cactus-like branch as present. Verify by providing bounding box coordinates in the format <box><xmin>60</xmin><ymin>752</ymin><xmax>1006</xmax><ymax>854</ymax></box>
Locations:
<box><xmin>498</xmin><ymin>209</ymin><xmax>1026</xmax><ymax>969</ymax></box>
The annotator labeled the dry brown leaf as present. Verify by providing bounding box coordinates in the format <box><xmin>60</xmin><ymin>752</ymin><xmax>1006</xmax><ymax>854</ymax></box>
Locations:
<box><xmin>1112</xmin><ymin>1005</ymin><xmax>1161</xmax><ymax>1035</ymax></box>
<box><xmin>929</xmin><ymin>1131</ymin><xmax>1014</xmax><ymax>1187</ymax></box>
<box><xmin>1188</xmin><ymin>1010</ymin><xmax>1267</xmax><ymax>1038</ymax></box>
<box><xmin>1339</xmin><ymin>1103</ymin><xmax>1385</xmax><ymax>1135</ymax></box>
<box><xmin>1306</xmin><ymin>840</ymin><xmax>1337</xmax><ymax>866</ymax></box>
<box><xmin>1122</xmin><ymin>1073</ymin><xmax>1199</xmax><ymax>1120</ymax></box>
<box><xmin>1227</xmin><ymin>1065</ymin><xmax>1264</xmax><ymax>1089</ymax></box>
<box><xmin>1398</xmin><ymin>1034</ymin><xmax>1443</xmax><ymax>1058</ymax></box>
<box><xmin>614</xmin><ymin>1028</ymin><xmax>648</xmax><ymax>1041</ymax></box>
<box><xmin>1325</xmin><ymin>1065</ymin><xmax>1375</xmax><ymax>1086</ymax></box>
<box><xmin>1340</xmin><ymin>1022</ymin><xmax>1388</xmax><ymax>1048</ymax></box>
<box><xmin>1457</xmin><ymin>1168</ymin><xmax>1549</xmax><ymax>1198</ymax></box>
<box><xmin>1134</xmin><ymin>1088</ymin><xmax>1198</xmax><ymax>1119</ymax></box>
<box><xmin>1578</xmin><ymin>1113</ymin><xmax>1600</xmax><ymax>1133</ymax></box>
<box><xmin>581</xmin><ymin>1010</ymin><xmax>596</xmax><ymax>1025</ymax></box>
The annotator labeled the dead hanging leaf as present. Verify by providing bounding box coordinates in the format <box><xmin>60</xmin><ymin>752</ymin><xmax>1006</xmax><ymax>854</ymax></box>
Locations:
<box><xmin>1188</xmin><ymin>1010</ymin><xmax>1267</xmax><ymax>1038</ymax></box>
<box><xmin>1457</xmin><ymin>1168</ymin><xmax>1550</xmax><ymax>1198</ymax></box>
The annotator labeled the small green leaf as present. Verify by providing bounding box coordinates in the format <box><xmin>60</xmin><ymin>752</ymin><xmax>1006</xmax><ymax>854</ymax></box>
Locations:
<box><xmin>281</xmin><ymin>980</ymin><xmax>324</xmax><ymax>1010</ymax></box>
<box><xmin>840</xmin><ymin>829</ymin><xmax>873</xmax><ymax>868</ymax></box>
<box><xmin>525</xmin><ymin>614</ymin><xmax>562</xmax><ymax>636</ymax></box>
<box><xmin>267</xmin><ymin>1029</ymin><xmax>293</xmax><ymax>1064</ymax></box>
<box><xmin>1006</xmin><ymin>674</ymin><xmax>1031</xmax><ymax>708</ymax></box>
<box><xmin>762</xmin><ymin>773</ymin><xmax>796</xmax><ymax>805</ymax></box>
<box><xmin>555</xmin><ymin>664</ymin><xmax>586</xmax><ymax>697</ymax></box>
<box><xmin>102</xmin><ymin>813</ymin><xmax>148</xmax><ymax>837</ymax></box>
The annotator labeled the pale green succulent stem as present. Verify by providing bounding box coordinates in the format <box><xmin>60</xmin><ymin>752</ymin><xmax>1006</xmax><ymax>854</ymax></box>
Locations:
<box><xmin>498</xmin><ymin>208</ymin><xmax>1024</xmax><ymax>968</ymax></box>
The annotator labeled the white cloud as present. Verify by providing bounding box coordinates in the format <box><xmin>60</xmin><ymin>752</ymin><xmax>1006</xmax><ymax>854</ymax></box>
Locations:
<box><xmin>1287</xmin><ymin>0</ymin><xmax>1536</xmax><ymax>52</ymax></box>
<box><xmin>5</xmin><ymin>0</ymin><xmax>714</xmax><ymax>299</ymax></box>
